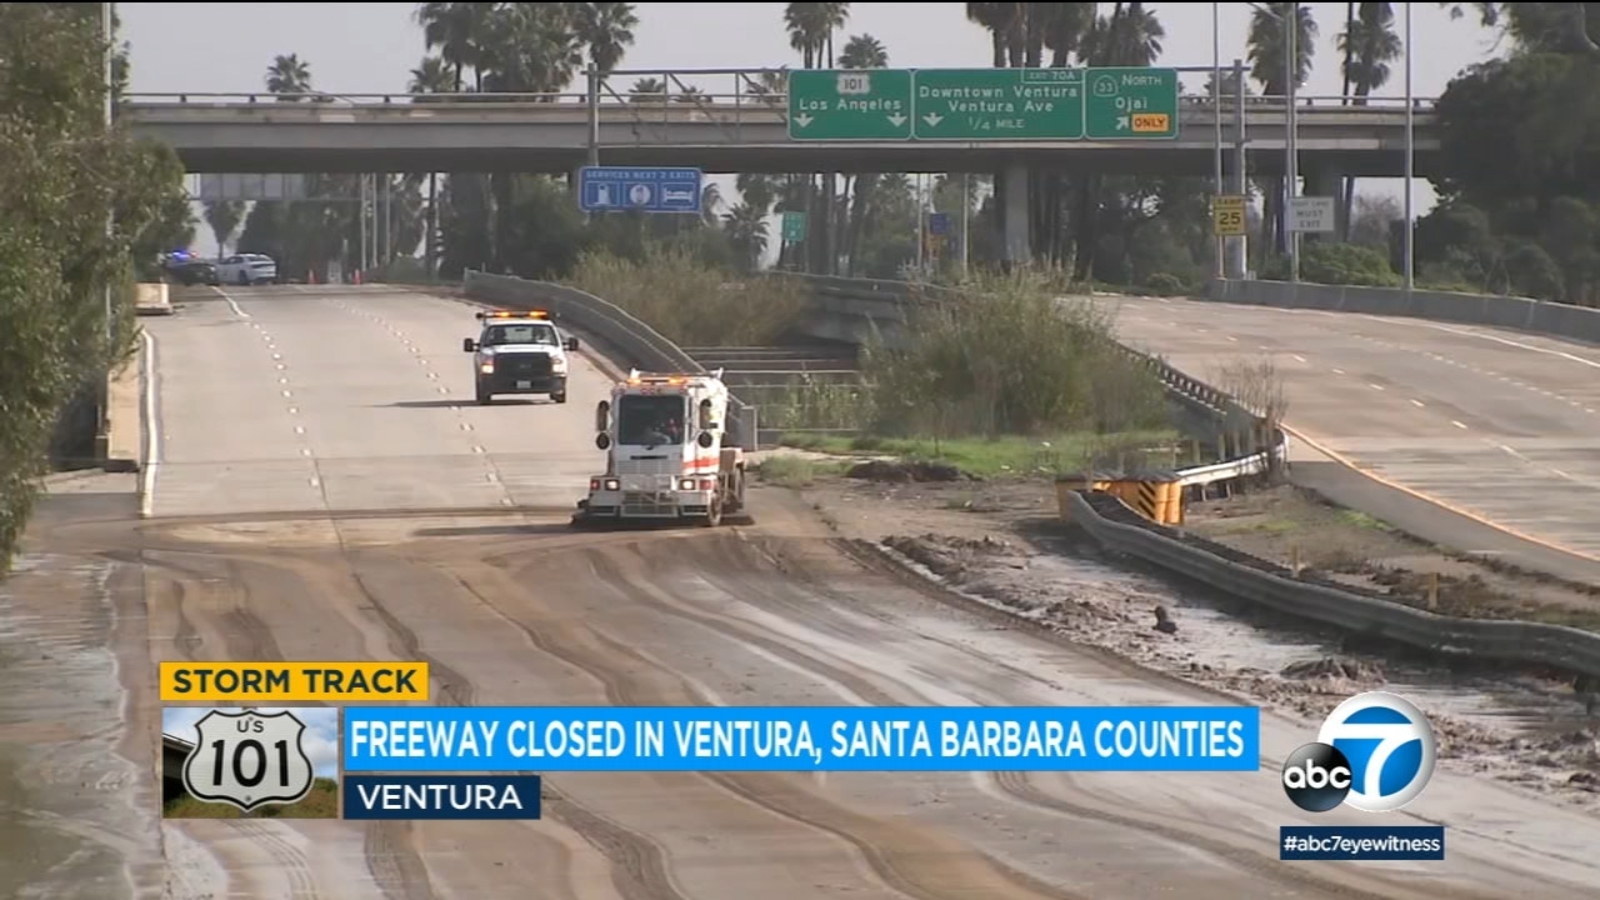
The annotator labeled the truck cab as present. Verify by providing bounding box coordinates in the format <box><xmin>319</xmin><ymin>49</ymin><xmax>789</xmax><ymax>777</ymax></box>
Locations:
<box><xmin>462</xmin><ymin>309</ymin><xmax>579</xmax><ymax>405</ymax></box>
<box><xmin>576</xmin><ymin>369</ymin><xmax>746</xmax><ymax>527</ymax></box>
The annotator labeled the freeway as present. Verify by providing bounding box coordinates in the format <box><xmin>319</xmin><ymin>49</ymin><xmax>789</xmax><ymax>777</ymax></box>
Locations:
<box><xmin>1112</xmin><ymin>296</ymin><xmax>1600</xmax><ymax>582</ymax></box>
<box><xmin>4</xmin><ymin>285</ymin><xmax>1600</xmax><ymax>898</ymax></box>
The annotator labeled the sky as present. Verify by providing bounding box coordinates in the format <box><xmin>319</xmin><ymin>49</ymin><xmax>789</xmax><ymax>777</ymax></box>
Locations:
<box><xmin>162</xmin><ymin>706</ymin><xmax>341</xmax><ymax>780</ymax></box>
<box><xmin>118</xmin><ymin>2</ymin><xmax>1510</xmax><ymax>255</ymax></box>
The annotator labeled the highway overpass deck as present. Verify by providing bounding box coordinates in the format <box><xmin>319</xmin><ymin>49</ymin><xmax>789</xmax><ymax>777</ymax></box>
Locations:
<box><xmin>122</xmin><ymin>88</ymin><xmax>1439</xmax><ymax>176</ymax></box>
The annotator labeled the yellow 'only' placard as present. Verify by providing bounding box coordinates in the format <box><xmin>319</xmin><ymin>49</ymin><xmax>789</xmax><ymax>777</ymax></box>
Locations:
<box><xmin>159</xmin><ymin>661</ymin><xmax>430</xmax><ymax>702</ymax></box>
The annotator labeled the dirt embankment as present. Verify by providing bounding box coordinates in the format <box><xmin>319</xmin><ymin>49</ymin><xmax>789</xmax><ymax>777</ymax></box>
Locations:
<box><xmin>770</xmin><ymin>467</ymin><xmax>1600</xmax><ymax>807</ymax></box>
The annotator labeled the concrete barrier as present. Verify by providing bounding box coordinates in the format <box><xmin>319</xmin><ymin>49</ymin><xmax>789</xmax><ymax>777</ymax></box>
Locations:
<box><xmin>1064</xmin><ymin>487</ymin><xmax>1600</xmax><ymax>679</ymax></box>
<box><xmin>1203</xmin><ymin>278</ymin><xmax>1600</xmax><ymax>345</ymax></box>
<box><xmin>134</xmin><ymin>282</ymin><xmax>173</xmax><ymax>316</ymax></box>
<box><xmin>462</xmin><ymin>270</ymin><xmax>759</xmax><ymax>451</ymax></box>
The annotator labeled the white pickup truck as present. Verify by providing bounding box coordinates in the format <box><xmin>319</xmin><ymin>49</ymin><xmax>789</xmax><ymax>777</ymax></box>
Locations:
<box><xmin>215</xmin><ymin>253</ymin><xmax>279</xmax><ymax>286</ymax></box>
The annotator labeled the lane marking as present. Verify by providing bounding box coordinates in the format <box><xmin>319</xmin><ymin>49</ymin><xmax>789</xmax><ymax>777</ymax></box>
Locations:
<box><xmin>219</xmin><ymin>288</ymin><xmax>250</xmax><ymax>319</ymax></box>
<box><xmin>1359</xmin><ymin>314</ymin><xmax>1600</xmax><ymax>371</ymax></box>
<box><xmin>1331</xmin><ymin>368</ymin><xmax>1345</xmax><ymax>375</ymax></box>
<box><xmin>301</xmin><ymin>448</ymin><xmax>312</xmax><ymax>457</ymax></box>
<box><xmin>472</xmin><ymin>445</ymin><xmax>485</xmax><ymax>454</ymax></box>
<box><xmin>1368</xmin><ymin>383</ymin><xmax>1385</xmax><ymax>391</ymax></box>
<box><xmin>438</xmin><ymin>386</ymin><xmax>449</xmax><ymax>394</ymax></box>
<box><xmin>288</xmin><ymin>406</ymin><xmax>299</xmax><ymax>415</ymax></box>
<box><xmin>138</xmin><ymin>330</ymin><xmax>160</xmax><ymax>519</ymax></box>
<box><xmin>1410</xmin><ymin>399</ymin><xmax>1425</xmax><ymax>408</ymax></box>
<box><xmin>1226</xmin><ymin>335</ymin><xmax>1239</xmax><ymax>342</ymax></box>
<box><xmin>1292</xmin><ymin>354</ymin><xmax>1307</xmax><ymax>363</ymax></box>
<box><xmin>1282</xmin><ymin>422</ymin><xmax>1600</xmax><ymax>564</ymax></box>
<box><xmin>309</xmin><ymin>477</ymin><xmax>321</xmax><ymax>487</ymax></box>
<box><xmin>460</xmin><ymin>422</ymin><xmax>473</xmax><ymax>431</ymax></box>
<box><xmin>1452</xmin><ymin>420</ymin><xmax>1468</xmax><ymax>429</ymax></box>
<box><xmin>1498</xmin><ymin>443</ymin><xmax>1528</xmax><ymax>461</ymax></box>
<box><xmin>281</xmin><ymin>389</ymin><xmax>292</xmax><ymax>398</ymax></box>
<box><xmin>294</xmin><ymin>425</ymin><xmax>305</xmax><ymax>435</ymax></box>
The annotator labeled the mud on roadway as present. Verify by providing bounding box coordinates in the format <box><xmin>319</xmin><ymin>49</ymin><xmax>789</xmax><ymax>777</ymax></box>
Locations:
<box><xmin>3</xmin><ymin>285</ymin><xmax>1600</xmax><ymax>900</ymax></box>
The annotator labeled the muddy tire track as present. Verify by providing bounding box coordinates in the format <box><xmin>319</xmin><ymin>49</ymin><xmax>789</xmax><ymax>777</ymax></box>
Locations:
<box><xmin>778</xmin><ymin>533</ymin><xmax>1515</xmax><ymax>900</ymax></box>
<box><xmin>598</xmin><ymin>534</ymin><xmax>1458</xmax><ymax>900</ymax></box>
<box><xmin>443</xmin><ymin>565</ymin><xmax>693</xmax><ymax>900</ymax></box>
<box><xmin>332</xmin><ymin>553</ymin><xmax>454</xmax><ymax>900</ymax></box>
<box><xmin>463</xmin><ymin>554</ymin><xmax>1087</xmax><ymax>900</ymax></box>
<box><xmin>230</xmin><ymin>820</ymin><xmax>322</xmax><ymax>899</ymax></box>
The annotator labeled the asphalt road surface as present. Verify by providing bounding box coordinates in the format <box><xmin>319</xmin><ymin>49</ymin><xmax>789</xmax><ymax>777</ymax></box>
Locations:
<box><xmin>1111</xmin><ymin>297</ymin><xmax>1600</xmax><ymax>581</ymax></box>
<box><xmin>5</xmin><ymin>285</ymin><xmax>1600</xmax><ymax>899</ymax></box>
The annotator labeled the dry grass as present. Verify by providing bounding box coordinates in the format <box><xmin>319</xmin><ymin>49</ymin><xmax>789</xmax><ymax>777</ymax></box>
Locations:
<box><xmin>566</xmin><ymin>245</ymin><xmax>807</xmax><ymax>347</ymax></box>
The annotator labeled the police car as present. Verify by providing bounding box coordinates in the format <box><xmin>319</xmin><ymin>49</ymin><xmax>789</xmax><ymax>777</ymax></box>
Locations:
<box><xmin>462</xmin><ymin>310</ymin><xmax>579</xmax><ymax>405</ymax></box>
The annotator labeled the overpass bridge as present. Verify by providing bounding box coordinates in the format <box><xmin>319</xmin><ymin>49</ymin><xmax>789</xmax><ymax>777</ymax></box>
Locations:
<box><xmin>121</xmin><ymin>68</ymin><xmax>1439</xmax><ymax>179</ymax></box>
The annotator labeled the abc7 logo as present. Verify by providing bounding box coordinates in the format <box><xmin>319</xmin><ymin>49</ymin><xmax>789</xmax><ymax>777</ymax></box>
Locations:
<box><xmin>1281</xmin><ymin>691</ymin><xmax>1437</xmax><ymax>814</ymax></box>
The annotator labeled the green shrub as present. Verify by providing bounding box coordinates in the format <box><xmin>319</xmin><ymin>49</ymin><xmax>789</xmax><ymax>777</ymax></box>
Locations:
<box><xmin>566</xmin><ymin>244</ymin><xmax>807</xmax><ymax>347</ymax></box>
<box><xmin>860</xmin><ymin>269</ymin><xmax>1170</xmax><ymax>440</ymax></box>
<box><xmin>1144</xmin><ymin>272</ymin><xmax>1185</xmax><ymax>296</ymax></box>
<box><xmin>1263</xmin><ymin>242</ymin><xmax>1401</xmax><ymax>287</ymax></box>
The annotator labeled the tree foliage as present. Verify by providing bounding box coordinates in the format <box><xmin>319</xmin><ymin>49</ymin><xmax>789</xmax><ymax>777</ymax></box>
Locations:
<box><xmin>0</xmin><ymin>2</ymin><xmax>193</xmax><ymax>569</ymax></box>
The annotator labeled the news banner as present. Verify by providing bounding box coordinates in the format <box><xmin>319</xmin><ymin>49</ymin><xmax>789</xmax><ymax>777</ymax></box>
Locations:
<box><xmin>159</xmin><ymin>662</ymin><xmax>1446</xmax><ymax>861</ymax></box>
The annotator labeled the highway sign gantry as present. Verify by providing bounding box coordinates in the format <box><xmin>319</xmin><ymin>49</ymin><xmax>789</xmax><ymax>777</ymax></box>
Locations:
<box><xmin>912</xmin><ymin>69</ymin><xmax>1084</xmax><ymax>140</ymax></box>
<box><xmin>787</xmin><ymin>67</ymin><xmax>1178</xmax><ymax>143</ymax></box>
<box><xmin>1085</xmin><ymin>67</ymin><xmax>1179</xmax><ymax>140</ymax></box>
<box><xmin>579</xmin><ymin>166</ymin><xmax>702</xmax><ymax>214</ymax></box>
<box><xmin>787</xmin><ymin>69</ymin><xmax>913</xmax><ymax>141</ymax></box>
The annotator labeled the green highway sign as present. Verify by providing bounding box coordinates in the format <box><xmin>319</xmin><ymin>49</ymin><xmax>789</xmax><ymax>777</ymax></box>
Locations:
<box><xmin>787</xmin><ymin>69</ymin><xmax>913</xmax><ymax>141</ymax></box>
<box><xmin>1085</xmin><ymin>67</ymin><xmax>1179</xmax><ymax>140</ymax></box>
<box><xmin>911</xmin><ymin>69</ymin><xmax>1084</xmax><ymax>140</ymax></box>
<box><xmin>781</xmin><ymin>210</ymin><xmax>807</xmax><ymax>242</ymax></box>
<box><xmin>786</xmin><ymin>66</ymin><xmax>1180</xmax><ymax>142</ymax></box>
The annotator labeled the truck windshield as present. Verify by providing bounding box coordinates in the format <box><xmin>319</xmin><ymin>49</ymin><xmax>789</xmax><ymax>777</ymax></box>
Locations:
<box><xmin>482</xmin><ymin>324</ymin><xmax>557</xmax><ymax>346</ymax></box>
<box><xmin>616</xmin><ymin>395</ymin><xmax>686</xmax><ymax>446</ymax></box>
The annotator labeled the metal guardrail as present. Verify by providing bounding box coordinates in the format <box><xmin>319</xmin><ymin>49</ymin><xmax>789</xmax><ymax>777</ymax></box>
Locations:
<box><xmin>461</xmin><ymin>270</ymin><xmax>759</xmax><ymax>451</ymax></box>
<box><xmin>1063</xmin><ymin>489</ymin><xmax>1600</xmax><ymax>679</ymax></box>
<box><xmin>781</xmin><ymin>273</ymin><xmax>1288</xmax><ymax>490</ymax></box>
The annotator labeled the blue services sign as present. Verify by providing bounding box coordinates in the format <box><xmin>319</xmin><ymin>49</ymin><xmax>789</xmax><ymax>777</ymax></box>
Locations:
<box><xmin>343</xmin><ymin>706</ymin><xmax>1260</xmax><ymax>772</ymax></box>
<box><xmin>580</xmin><ymin>166</ymin><xmax>702</xmax><ymax>214</ymax></box>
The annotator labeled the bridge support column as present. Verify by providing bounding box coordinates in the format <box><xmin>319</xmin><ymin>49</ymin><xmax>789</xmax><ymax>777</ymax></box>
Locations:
<box><xmin>1001</xmin><ymin>163</ymin><xmax>1031</xmax><ymax>266</ymax></box>
<box><xmin>1304</xmin><ymin>164</ymin><xmax>1350</xmax><ymax>243</ymax></box>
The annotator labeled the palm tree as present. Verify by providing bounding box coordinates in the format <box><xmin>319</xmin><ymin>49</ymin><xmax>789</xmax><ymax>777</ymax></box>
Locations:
<box><xmin>575</xmin><ymin>2</ymin><xmax>638</xmax><ymax>75</ymax></box>
<box><xmin>415</xmin><ymin>2</ymin><xmax>494</xmax><ymax>91</ymax></box>
<box><xmin>837</xmin><ymin>34</ymin><xmax>888</xmax><ymax>272</ymax></box>
<box><xmin>628</xmin><ymin>77</ymin><xmax>666</xmax><ymax>103</ymax></box>
<box><xmin>1045</xmin><ymin>3</ymin><xmax>1096</xmax><ymax>66</ymax></box>
<box><xmin>744</xmin><ymin>68</ymin><xmax>789</xmax><ymax>106</ymax></box>
<box><xmin>204</xmin><ymin>200</ymin><xmax>246</xmax><ymax>255</ymax></box>
<box><xmin>265</xmin><ymin>54</ymin><xmax>312</xmax><ymax>99</ymax></box>
<box><xmin>784</xmin><ymin>3</ymin><xmax>851</xmax><ymax>275</ymax></box>
<box><xmin>673</xmin><ymin>86</ymin><xmax>706</xmax><ymax>104</ymax></box>
<box><xmin>1248</xmin><ymin>2</ymin><xmax>1318</xmax><ymax>255</ymax></box>
<box><xmin>1338</xmin><ymin>3</ymin><xmax>1401</xmax><ymax>239</ymax></box>
<box><xmin>837</xmin><ymin>33</ymin><xmax>887</xmax><ymax>69</ymax></box>
<box><xmin>723</xmin><ymin>203</ymin><xmax>770</xmax><ymax>272</ymax></box>
<box><xmin>410</xmin><ymin>56</ymin><xmax>456</xmax><ymax>277</ymax></box>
